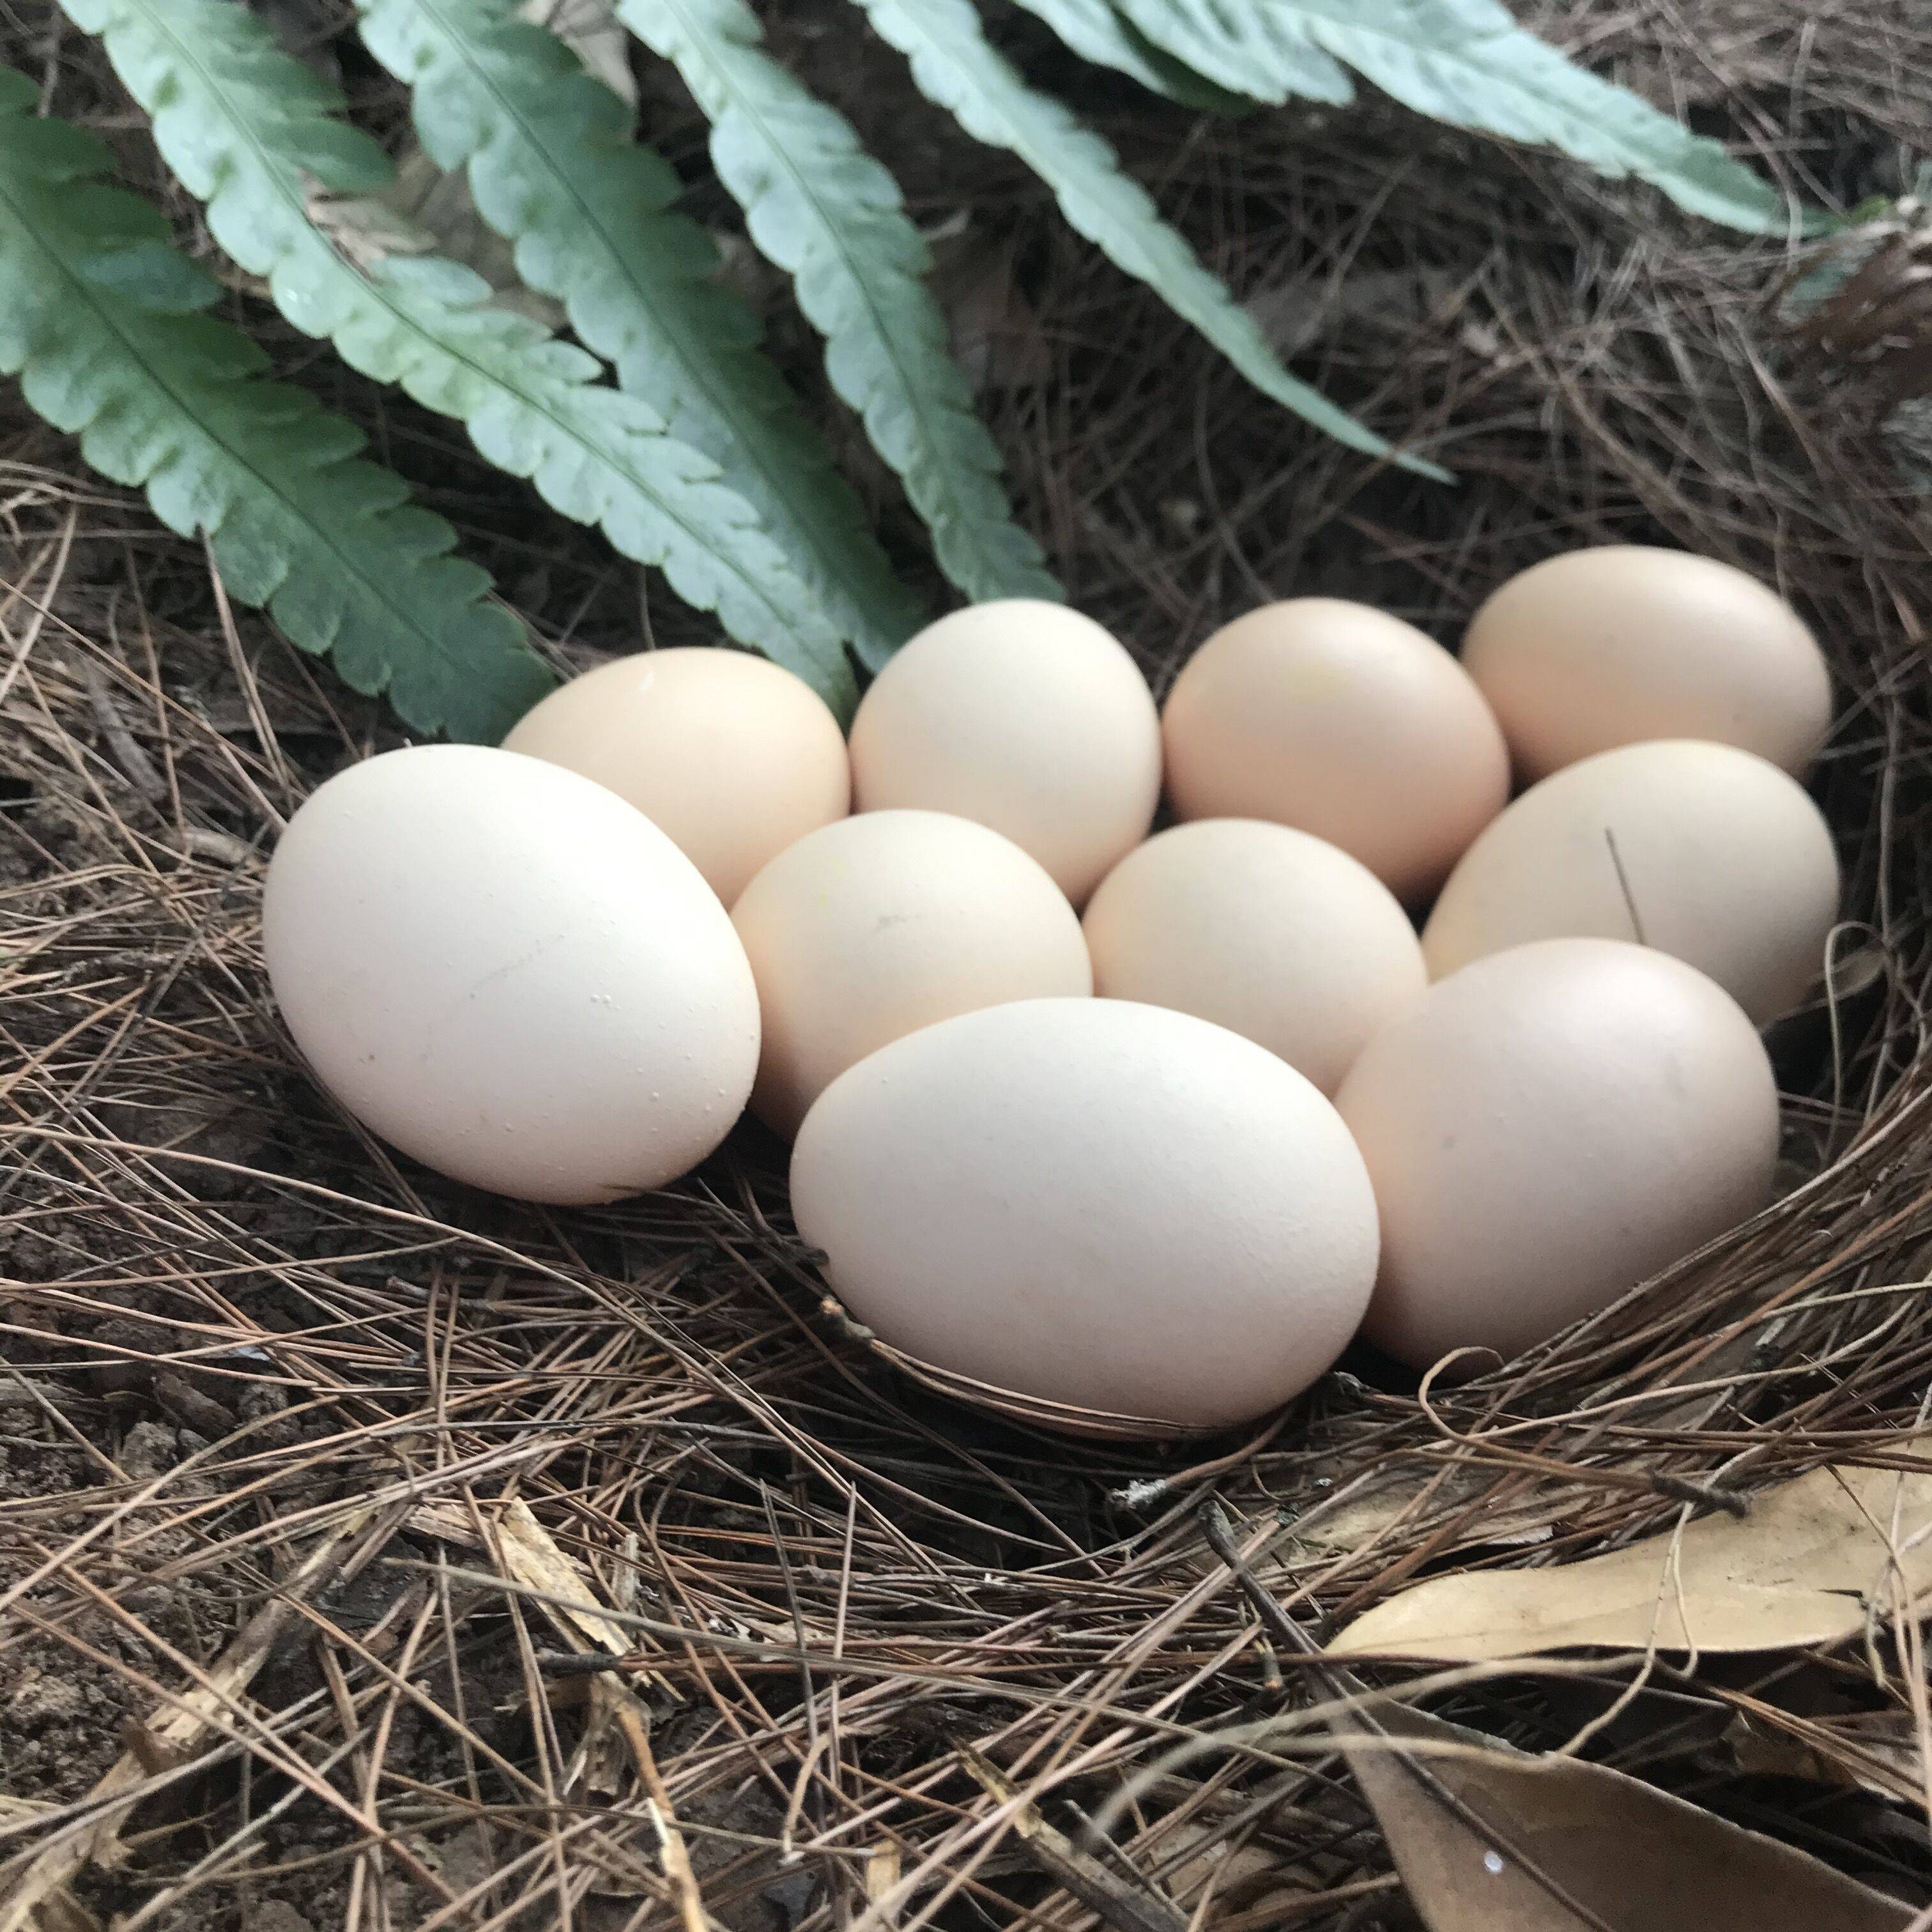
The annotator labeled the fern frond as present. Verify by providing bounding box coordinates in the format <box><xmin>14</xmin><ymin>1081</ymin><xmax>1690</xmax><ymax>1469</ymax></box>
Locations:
<box><xmin>613</xmin><ymin>0</ymin><xmax>1064</xmax><ymax>609</ymax></box>
<box><xmin>0</xmin><ymin>67</ymin><xmax>549</xmax><ymax>742</ymax></box>
<box><xmin>1103</xmin><ymin>0</ymin><xmax>1351</xmax><ymax>107</ymax></box>
<box><xmin>854</xmin><ymin>0</ymin><xmax>1446</xmax><ymax>480</ymax></box>
<box><xmin>1110</xmin><ymin>0</ymin><xmax>1797</xmax><ymax>233</ymax></box>
<box><xmin>1008</xmin><ymin>0</ymin><xmax>1248</xmax><ymax>114</ymax></box>
<box><xmin>356</xmin><ymin>0</ymin><xmax>924</xmax><ymax>672</ymax></box>
<box><xmin>60</xmin><ymin>0</ymin><xmax>857</xmax><ymax>710</ymax></box>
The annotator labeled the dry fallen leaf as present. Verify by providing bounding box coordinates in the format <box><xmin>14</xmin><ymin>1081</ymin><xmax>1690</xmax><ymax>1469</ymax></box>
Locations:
<box><xmin>1199</xmin><ymin>1496</ymin><xmax>1915</xmax><ymax>1932</ymax></box>
<box><xmin>494</xmin><ymin>1498</ymin><xmax>635</xmax><ymax>1657</ymax></box>
<box><xmin>863</xmin><ymin>1841</ymin><xmax>901</xmax><ymax>1916</ymax></box>
<box><xmin>369</xmin><ymin>162</ymin><xmax>562</xmax><ymax>326</ymax></box>
<box><xmin>1329</xmin><ymin>1464</ymin><xmax>1932</xmax><ymax>1662</ymax></box>
<box><xmin>1721</xmin><ymin>1708</ymin><xmax>1931</xmax><ymax>1809</ymax></box>
<box><xmin>404</xmin><ymin>1498</ymin><xmax>486</xmax><ymax>1548</ymax></box>
<box><xmin>1346</xmin><ymin>1701</ymin><xmax>1913</xmax><ymax>1932</ymax></box>
<box><xmin>486</xmin><ymin>1501</ymin><xmax>712</xmax><ymax>1930</ymax></box>
<box><xmin>1287</xmin><ymin>1473</ymin><xmax>1437</xmax><ymax>1550</ymax></box>
<box><xmin>1287</xmin><ymin>1473</ymin><xmax>1558</xmax><ymax>1557</ymax></box>
<box><xmin>1176</xmin><ymin>1478</ymin><xmax>1556</xmax><ymax>1607</ymax></box>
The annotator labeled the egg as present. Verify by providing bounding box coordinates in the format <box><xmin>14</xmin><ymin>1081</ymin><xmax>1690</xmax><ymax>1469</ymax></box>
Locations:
<box><xmin>1462</xmin><ymin>546</ymin><xmax>1833</xmax><ymax>780</ymax></box>
<box><xmin>792</xmin><ymin>999</ymin><xmax>1379</xmax><ymax>1434</ymax></box>
<box><xmin>1334</xmin><ymin>939</ymin><xmax>1778</xmax><ymax>1370</ymax></box>
<box><xmin>847</xmin><ymin>601</ymin><xmax>1160</xmax><ymax>905</ymax></box>
<box><xmin>503</xmin><ymin>646</ymin><xmax>850</xmax><ymax>905</ymax></box>
<box><xmin>1160</xmin><ymin>599</ymin><xmax>1510</xmax><ymax>901</ymax></box>
<box><xmin>732</xmin><ymin>809</ymin><xmax>1092</xmax><ymax>1137</ymax></box>
<box><xmin>1082</xmin><ymin>820</ymin><xmax>1425</xmax><ymax>1096</ymax></box>
<box><xmin>1422</xmin><ymin>740</ymin><xmax>1839</xmax><ymax>1024</ymax></box>
<box><xmin>262</xmin><ymin>746</ymin><xmax>759</xmax><ymax>1203</ymax></box>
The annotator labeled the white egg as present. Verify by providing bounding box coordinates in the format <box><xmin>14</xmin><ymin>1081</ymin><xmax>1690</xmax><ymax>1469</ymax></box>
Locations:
<box><xmin>262</xmin><ymin>745</ymin><xmax>759</xmax><ymax>1203</ymax></box>
<box><xmin>792</xmin><ymin>999</ymin><xmax>1379</xmax><ymax>1434</ymax></box>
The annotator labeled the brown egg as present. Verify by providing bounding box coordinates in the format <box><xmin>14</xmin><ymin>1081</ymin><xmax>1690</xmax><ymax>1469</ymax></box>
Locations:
<box><xmin>1161</xmin><ymin>599</ymin><xmax>1510</xmax><ymax>901</ymax></box>
<box><xmin>1422</xmin><ymin>740</ymin><xmax>1840</xmax><ymax>1024</ymax></box>
<box><xmin>1462</xmin><ymin>546</ymin><xmax>1833</xmax><ymax>781</ymax></box>
<box><xmin>504</xmin><ymin>647</ymin><xmax>850</xmax><ymax>905</ymax></box>
<box><xmin>1334</xmin><ymin>939</ymin><xmax>1779</xmax><ymax>1372</ymax></box>
<box><xmin>848</xmin><ymin>602</ymin><xmax>1162</xmax><ymax>905</ymax></box>
<box><xmin>1082</xmin><ymin>820</ymin><xmax>1425</xmax><ymax>1096</ymax></box>
<box><xmin>732</xmin><ymin>810</ymin><xmax>1092</xmax><ymax>1137</ymax></box>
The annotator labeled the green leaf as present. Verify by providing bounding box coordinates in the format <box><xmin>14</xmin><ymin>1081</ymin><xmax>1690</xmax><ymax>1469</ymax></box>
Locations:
<box><xmin>1110</xmin><ymin>0</ymin><xmax>1800</xmax><ymax>234</ymax></box>
<box><xmin>0</xmin><ymin>65</ymin><xmax>551</xmax><ymax>742</ymax></box>
<box><xmin>852</xmin><ymin>0</ymin><xmax>1448</xmax><ymax>480</ymax></box>
<box><xmin>355</xmin><ymin>0</ymin><xmax>924</xmax><ymax>673</ymax></box>
<box><xmin>1110</xmin><ymin>0</ymin><xmax>1352</xmax><ymax>106</ymax></box>
<box><xmin>1007</xmin><ymin>0</ymin><xmax>1250</xmax><ymax>114</ymax></box>
<box><xmin>614</xmin><ymin>0</ymin><xmax>1064</xmax><ymax>608</ymax></box>
<box><xmin>68</xmin><ymin>232</ymin><xmax>221</xmax><ymax>310</ymax></box>
<box><xmin>59</xmin><ymin>0</ymin><xmax>857</xmax><ymax>711</ymax></box>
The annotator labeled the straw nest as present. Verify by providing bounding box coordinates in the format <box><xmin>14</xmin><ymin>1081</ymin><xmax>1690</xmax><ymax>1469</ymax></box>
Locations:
<box><xmin>3</xmin><ymin>4</ymin><xmax>1931</xmax><ymax>1928</ymax></box>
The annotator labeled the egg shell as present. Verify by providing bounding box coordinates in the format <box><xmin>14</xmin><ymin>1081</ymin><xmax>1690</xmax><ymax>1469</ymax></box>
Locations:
<box><xmin>1422</xmin><ymin>739</ymin><xmax>1840</xmax><ymax>1024</ymax></box>
<box><xmin>792</xmin><ymin>998</ymin><xmax>1380</xmax><ymax>1434</ymax></box>
<box><xmin>847</xmin><ymin>601</ymin><xmax>1161</xmax><ymax>905</ymax></box>
<box><xmin>262</xmin><ymin>745</ymin><xmax>760</xmax><ymax>1203</ymax></box>
<box><xmin>1334</xmin><ymin>939</ymin><xmax>1779</xmax><ymax>1371</ymax></box>
<box><xmin>503</xmin><ymin>646</ymin><xmax>850</xmax><ymax>905</ymax></box>
<box><xmin>1462</xmin><ymin>546</ymin><xmax>1833</xmax><ymax>780</ymax></box>
<box><xmin>1160</xmin><ymin>599</ymin><xmax>1510</xmax><ymax>901</ymax></box>
<box><xmin>1082</xmin><ymin>820</ymin><xmax>1425</xmax><ymax>1096</ymax></box>
<box><xmin>732</xmin><ymin>809</ymin><xmax>1091</xmax><ymax>1137</ymax></box>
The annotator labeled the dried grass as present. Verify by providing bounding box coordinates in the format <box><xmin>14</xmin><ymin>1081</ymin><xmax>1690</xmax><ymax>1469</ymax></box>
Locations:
<box><xmin>3</xmin><ymin>3</ymin><xmax>1932</xmax><ymax>1927</ymax></box>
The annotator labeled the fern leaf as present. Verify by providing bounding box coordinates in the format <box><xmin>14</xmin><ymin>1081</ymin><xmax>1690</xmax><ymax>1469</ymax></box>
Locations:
<box><xmin>59</xmin><ymin>0</ymin><xmax>858</xmax><ymax>710</ymax></box>
<box><xmin>1106</xmin><ymin>0</ymin><xmax>1353</xmax><ymax>106</ymax></box>
<box><xmin>1110</xmin><ymin>0</ymin><xmax>1796</xmax><ymax>233</ymax></box>
<box><xmin>613</xmin><ymin>0</ymin><xmax>1063</xmax><ymax>608</ymax></box>
<box><xmin>853</xmin><ymin>0</ymin><xmax>1447</xmax><ymax>479</ymax></box>
<box><xmin>355</xmin><ymin>0</ymin><xmax>924</xmax><ymax>673</ymax></box>
<box><xmin>0</xmin><ymin>67</ymin><xmax>549</xmax><ymax>742</ymax></box>
<box><xmin>1007</xmin><ymin>0</ymin><xmax>1248</xmax><ymax>114</ymax></box>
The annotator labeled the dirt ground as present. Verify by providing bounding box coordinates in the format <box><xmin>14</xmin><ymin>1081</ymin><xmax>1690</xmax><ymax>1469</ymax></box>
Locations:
<box><xmin>4</xmin><ymin>1</ymin><xmax>1932</xmax><ymax>1928</ymax></box>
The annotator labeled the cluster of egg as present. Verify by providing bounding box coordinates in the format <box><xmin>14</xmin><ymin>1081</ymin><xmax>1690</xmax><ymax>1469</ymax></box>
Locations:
<box><xmin>263</xmin><ymin>547</ymin><xmax>1838</xmax><ymax>1436</ymax></box>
